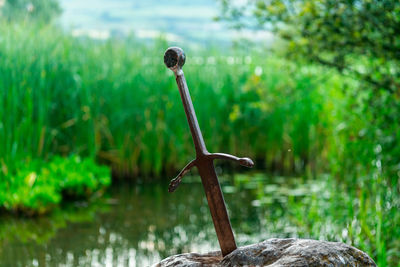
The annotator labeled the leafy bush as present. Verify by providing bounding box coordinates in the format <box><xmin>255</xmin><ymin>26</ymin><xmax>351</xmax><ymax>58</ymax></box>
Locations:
<box><xmin>0</xmin><ymin>156</ymin><xmax>111</xmax><ymax>215</ymax></box>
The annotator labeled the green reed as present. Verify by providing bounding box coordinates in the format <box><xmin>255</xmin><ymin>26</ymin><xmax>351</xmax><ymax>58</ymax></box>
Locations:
<box><xmin>0</xmin><ymin>23</ymin><xmax>339</xmax><ymax>179</ymax></box>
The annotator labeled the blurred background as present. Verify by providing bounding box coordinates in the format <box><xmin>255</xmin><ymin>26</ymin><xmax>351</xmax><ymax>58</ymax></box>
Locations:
<box><xmin>0</xmin><ymin>0</ymin><xmax>399</xmax><ymax>266</ymax></box>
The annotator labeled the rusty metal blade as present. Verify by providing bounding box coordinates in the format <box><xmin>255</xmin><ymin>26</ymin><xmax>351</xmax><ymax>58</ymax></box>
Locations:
<box><xmin>197</xmin><ymin>158</ymin><xmax>236</xmax><ymax>256</ymax></box>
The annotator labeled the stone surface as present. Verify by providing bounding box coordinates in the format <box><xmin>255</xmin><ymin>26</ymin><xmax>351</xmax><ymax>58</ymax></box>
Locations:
<box><xmin>155</xmin><ymin>238</ymin><xmax>376</xmax><ymax>267</ymax></box>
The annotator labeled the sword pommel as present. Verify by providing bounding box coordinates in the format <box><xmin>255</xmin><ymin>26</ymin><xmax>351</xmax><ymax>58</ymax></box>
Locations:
<box><xmin>164</xmin><ymin>47</ymin><xmax>186</xmax><ymax>70</ymax></box>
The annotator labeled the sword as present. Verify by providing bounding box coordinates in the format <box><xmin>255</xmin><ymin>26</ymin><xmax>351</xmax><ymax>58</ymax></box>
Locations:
<box><xmin>164</xmin><ymin>47</ymin><xmax>254</xmax><ymax>257</ymax></box>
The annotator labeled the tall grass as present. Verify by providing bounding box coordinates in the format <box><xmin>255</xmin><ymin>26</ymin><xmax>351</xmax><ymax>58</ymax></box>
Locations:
<box><xmin>0</xmin><ymin>23</ymin><xmax>338</xmax><ymax>178</ymax></box>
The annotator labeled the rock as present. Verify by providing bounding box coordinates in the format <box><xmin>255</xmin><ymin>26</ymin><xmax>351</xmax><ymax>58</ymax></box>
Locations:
<box><xmin>221</xmin><ymin>238</ymin><xmax>376</xmax><ymax>267</ymax></box>
<box><xmin>155</xmin><ymin>238</ymin><xmax>376</xmax><ymax>267</ymax></box>
<box><xmin>155</xmin><ymin>251</ymin><xmax>222</xmax><ymax>267</ymax></box>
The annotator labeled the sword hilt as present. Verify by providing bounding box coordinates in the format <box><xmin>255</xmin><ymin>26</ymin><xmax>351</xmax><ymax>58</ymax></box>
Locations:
<box><xmin>164</xmin><ymin>47</ymin><xmax>254</xmax><ymax>192</ymax></box>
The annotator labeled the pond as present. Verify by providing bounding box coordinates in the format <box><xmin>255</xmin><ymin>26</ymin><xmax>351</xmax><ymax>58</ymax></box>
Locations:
<box><xmin>0</xmin><ymin>173</ymin><xmax>339</xmax><ymax>266</ymax></box>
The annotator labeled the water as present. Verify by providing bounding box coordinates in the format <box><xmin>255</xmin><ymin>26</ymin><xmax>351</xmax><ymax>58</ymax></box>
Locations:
<box><xmin>0</xmin><ymin>174</ymin><xmax>331</xmax><ymax>266</ymax></box>
<box><xmin>58</xmin><ymin>0</ymin><xmax>273</xmax><ymax>45</ymax></box>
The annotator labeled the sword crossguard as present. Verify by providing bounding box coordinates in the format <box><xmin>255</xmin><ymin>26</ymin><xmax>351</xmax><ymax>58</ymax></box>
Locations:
<box><xmin>168</xmin><ymin>153</ymin><xmax>254</xmax><ymax>192</ymax></box>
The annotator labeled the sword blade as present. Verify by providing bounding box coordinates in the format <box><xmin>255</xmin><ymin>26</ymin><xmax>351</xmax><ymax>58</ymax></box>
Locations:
<box><xmin>197</xmin><ymin>158</ymin><xmax>237</xmax><ymax>256</ymax></box>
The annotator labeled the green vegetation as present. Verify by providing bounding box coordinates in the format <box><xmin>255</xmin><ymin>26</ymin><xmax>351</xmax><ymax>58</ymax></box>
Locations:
<box><xmin>219</xmin><ymin>1</ymin><xmax>400</xmax><ymax>265</ymax></box>
<box><xmin>0</xmin><ymin>0</ymin><xmax>399</xmax><ymax>265</ymax></box>
<box><xmin>220</xmin><ymin>0</ymin><xmax>400</xmax><ymax>179</ymax></box>
<box><xmin>0</xmin><ymin>23</ymin><xmax>340</xmax><ymax>178</ymax></box>
<box><xmin>0</xmin><ymin>156</ymin><xmax>110</xmax><ymax>215</ymax></box>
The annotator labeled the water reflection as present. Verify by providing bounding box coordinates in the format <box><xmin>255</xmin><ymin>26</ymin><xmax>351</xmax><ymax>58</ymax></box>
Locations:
<box><xmin>0</xmin><ymin>174</ymin><xmax>333</xmax><ymax>266</ymax></box>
